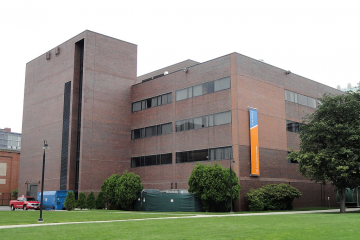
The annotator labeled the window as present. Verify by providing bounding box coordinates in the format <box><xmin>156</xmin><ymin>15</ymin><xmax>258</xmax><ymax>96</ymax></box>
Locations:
<box><xmin>286</xmin><ymin>120</ymin><xmax>301</xmax><ymax>133</ymax></box>
<box><xmin>285</xmin><ymin>90</ymin><xmax>316</xmax><ymax>108</ymax></box>
<box><xmin>132</xmin><ymin>153</ymin><xmax>172</xmax><ymax>168</ymax></box>
<box><xmin>176</xmin><ymin>111</ymin><xmax>231</xmax><ymax>133</ymax></box>
<box><xmin>214</xmin><ymin>111</ymin><xmax>231</xmax><ymax>126</ymax></box>
<box><xmin>176</xmin><ymin>146</ymin><xmax>232</xmax><ymax>163</ymax></box>
<box><xmin>132</xmin><ymin>92</ymin><xmax>172</xmax><ymax>112</ymax></box>
<box><xmin>214</xmin><ymin>77</ymin><xmax>230</xmax><ymax>91</ymax></box>
<box><xmin>176</xmin><ymin>76</ymin><xmax>230</xmax><ymax>102</ymax></box>
<box><xmin>288</xmin><ymin>152</ymin><xmax>298</xmax><ymax>164</ymax></box>
<box><xmin>131</xmin><ymin>123</ymin><xmax>172</xmax><ymax>139</ymax></box>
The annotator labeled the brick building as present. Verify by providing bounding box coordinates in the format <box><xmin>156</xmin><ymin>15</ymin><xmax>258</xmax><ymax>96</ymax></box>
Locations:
<box><xmin>0</xmin><ymin>128</ymin><xmax>21</xmax><ymax>205</ymax></box>
<box><xmin>19</xmin><ymin>30</ymin><xmax>342</xmax><ymax>210</ymax></box>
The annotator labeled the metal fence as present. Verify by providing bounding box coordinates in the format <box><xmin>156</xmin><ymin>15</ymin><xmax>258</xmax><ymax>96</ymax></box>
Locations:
<box><xmin>0</xmin><ymin>193</ymin><xmax>11</xmax><ymax>206</ymax></box>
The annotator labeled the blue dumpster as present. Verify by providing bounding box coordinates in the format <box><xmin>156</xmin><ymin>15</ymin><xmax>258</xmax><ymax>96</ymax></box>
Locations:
<box><xmin>37</xmin><ymin>190</ymin><xmax>72</xmax><ymax>210</ymax></box>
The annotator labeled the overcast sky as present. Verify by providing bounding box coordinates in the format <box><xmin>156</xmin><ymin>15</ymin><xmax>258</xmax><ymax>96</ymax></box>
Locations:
<box><xmin>1</xmin><ymin>0</ymin><xmax>360</xmax><ymax>133</ymax></box>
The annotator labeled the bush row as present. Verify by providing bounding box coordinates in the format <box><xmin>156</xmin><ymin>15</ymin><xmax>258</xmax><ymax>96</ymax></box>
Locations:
<box><xmin>64</xmin><ymin>190</ymin><xmax>105</xmax><ymax>211</ymax></box>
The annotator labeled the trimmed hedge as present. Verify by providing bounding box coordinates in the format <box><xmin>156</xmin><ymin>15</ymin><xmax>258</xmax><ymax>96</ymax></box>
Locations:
<box><xmin>246</xmin><ymin>184</ymin><xmax>302</xmax><ymax>211</ymax></box>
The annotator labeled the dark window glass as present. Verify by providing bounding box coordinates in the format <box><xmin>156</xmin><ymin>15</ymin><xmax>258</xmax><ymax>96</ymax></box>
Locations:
<box><xmin>209</xmin><ymin>148</ymin><xmax>215</xmax><ymax>160</ymax></box>
<box><xmin>193</xmin><ymin>84</ymin><xmax>202</xmax><ymax>97</ymax></box>
<box><xmin>202</xmin><ymin>116</ymin><xmax>208</xmax><ymax>127</ymax></box>
<box><xmin>288</xmin><ymin>152</ymin><xmax>298</xmax><ymax>164</ymax></box>
<box><xmin>132</xmin><ymin>129</ymin><xmax>141</xmax><ymax>139</ymax></box>
<box><xmin>298</xmin><ymin>94</ymin><xmax>308</xmax><ymax>106</ymax></box>
<box><xmin>161</xmin><ymin>153</ymin><xmax>172</xmax><ymax>165</ymax></box>
<box><xmin>162</xmin><ymin>94</ymin><xmax>168</xmax><ymax>105</ymax></box>
<box><xmin>176</xmin><ymin>121</ymin><xmax>182</xmax><ymax>132</ymax></box>
<box><xmin>145</xmin><ymin>126</ymin><xmax>157</xmax><ymax>137</ymax></box>
<box><xmin>132</xmin><ymin>102</ymin><xmax>141</xmax><ymax>112</ymax></box>
<box><xmin>167</xmin><ymin>93</ymin><xmax>173</xmax><ymax>103</ymax></box>
<box><xmin>286</xmin><ymin>120</ymin><xmax>300</xmax><ymax>133</ymax></box>
<box><xmin>214</xmin><ymin>77</ymin><xmax>230</xmax><ymax>91</ymax></box>
<box><xmin>131</xmin><ymin>157</ymin><xmax>141</xmax><ymax>167</ymax></box>
<box><xmin>141</xmin><ymin>100</ymin><xmax>146</xmax><ymax>110</ymax></box>
<box><xmin>209</xmin><ymin>114</ymin><xmax>214</xmax><ymax>127</ymax></box>
<box><xmin>207</xmin><ymin>81</ymin><xmax>214</xmax><ymax>94</ymax></box>
<box><xmin>176</xmin><ymin>152</ymin><xmax>188</xmax><ymax>163</ymax></box>
<box><xmin>214</xmin><ymin>111</ymin><xmax>231</xmax><ymax>126</ymax></box>
<box><xmin>145</xmin><ymin>155</ymin><xmax>157</xmax><ymax>166</ymax></box>
<box><xmin>146</xmin><ymin>99</ymin><xmax>152</xmax><ymax>108</ymax></box>
<box><xmin>157</xmin><ymin>96</ymin><xmax>162</xmax><ymax>105</ymax></box>
<box><xmin>157</xmin><ymin>125</ymin><xmax>162</xmax><ymax>135</ymax></box>
<box><xmin>151</xmin><ymin>97</ymin><xmax>157</xmax><ymax>107</ymax></box>
<box><xmin>194</xmin><ymin>117</ymin><xmax>202</xmax><ymax>129</ymax></box>
<box><xmin>181</xmin><ymin>119</ymin><xmax>189</xmax><ymax>131</ymax></box>
<box><xmin>187</xmin><ymin>87</ymin><xmax>193</xmax><ymax>99</ymax></box>
<box><xmin>156</xmin><ymin>155</ymin><xmax>161</xmax><ymax>165</ymax></box>
<box><xmin>193</xmin><ymin>149</ymin><xmax>209</xmax><ymax>162</ymax></box>
<box><xmin>188</xmin><ymin>119</ymin><xmax>194</xmax><ymax>130</ymax></box>
<box><xmin>176</xmin><ymin>88</ymin><xmax>188</xmax><ymax>101</ymax></box>
<box><xmin>141</xmin><ymin>128</ymin><xmax>145</xmax><ymax>138</ymax></box>
<box><xmin>202</xmin><ymin>82</ymin><xmax>209</xmax><ymax>95</ymax></box>
<box><xmin>162</xmin><ymin>123</ymin><xmax>172</xmax><ymax>135</ymax></box>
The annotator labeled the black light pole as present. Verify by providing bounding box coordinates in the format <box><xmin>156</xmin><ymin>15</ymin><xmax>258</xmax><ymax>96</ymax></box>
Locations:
<box><xmin>38</xmin><ymin>140</ymin><xmax>49</xmax><ymax>222</ymax></box>
<box><xmin>229</xmin><ymin>160</ymin><xmax>235</xmax><ymax>214</ymax></box>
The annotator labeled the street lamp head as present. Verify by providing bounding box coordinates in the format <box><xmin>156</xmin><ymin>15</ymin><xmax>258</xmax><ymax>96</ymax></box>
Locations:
<box><xmin>43</xmin><ymin>140</ymin><xmax>49</xmax><ymax>150</ymax></box>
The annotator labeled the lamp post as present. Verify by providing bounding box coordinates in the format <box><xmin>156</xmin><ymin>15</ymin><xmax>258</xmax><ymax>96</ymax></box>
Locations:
<box><xmin>38</xmin><ymin>140</ymin><xmax>49</xmax><ymax>222</ymax></box>
<box><xmin>229</xmin><ymin>159</ymin><xmax>235</xmax><ymax>214</ymax></box>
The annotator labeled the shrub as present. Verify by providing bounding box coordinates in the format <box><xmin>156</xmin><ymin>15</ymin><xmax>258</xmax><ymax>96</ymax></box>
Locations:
<box><xmin>246</xmin><ymin>184</ymin><xmax>302</xmax><ymax>211</ymax></box>
<box><xmin>87</xmin><ymin>191</ymin><xmax>96</xmax><ymax>210</ymax></box>
<box><xmin>188</xmin><ymin>162</ymin><xmax>241</xmax><ymax>212</ymax></box>
<box><xmin>115</xmin><ymin>171</ymin><xmax>143</xmax><ymax>210</ymax></box>
<box><xmin>64</xmin><ymin>191</ymin><xmax>76</xmax><ymax>211</ymax></box>
<box><xmin>101</xmin><ymin>174</ymin><xmax>121</xmax><ymax>209</ymax></box>
<box><xmin>77</xmin><ymin>192</ymin><xmax>87</xmax><ymax>210</ymax></box>
<box><xmin>96</xmin><ymin>191</ymin><xmax>106</xmax><ymax>209</ymax></box>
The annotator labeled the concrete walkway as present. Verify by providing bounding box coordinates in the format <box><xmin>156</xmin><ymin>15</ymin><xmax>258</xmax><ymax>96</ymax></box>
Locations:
<box><xmin>1</xmin><ymin>208</ymin><xmax>359</xmax><ymax>229</ymax></box>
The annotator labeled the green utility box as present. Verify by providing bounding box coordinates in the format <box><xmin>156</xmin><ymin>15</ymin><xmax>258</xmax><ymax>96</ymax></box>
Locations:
<box><xmin>336</xmin><ymin>188</ymin><xmax>359</xmax><ymax>207</ymax></box>
<box><xmin>133</xmin><ymin>189</ymin><xmax>203</xmax><ymax>212</ymax></box>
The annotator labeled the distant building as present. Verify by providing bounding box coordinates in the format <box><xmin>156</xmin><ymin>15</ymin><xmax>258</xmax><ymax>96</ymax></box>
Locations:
<box><xmin>337</xmin><ymin>83</ymin><xmax>359</xmax><ymax>92</ymax></box>
<box><xmin>0</xmin><ymin>128</ymin><xmax>20</xmax><ymax>204</ymax></box>
<box><xmin>19</xmin><ymin>30</ymin><xmax>343</xmax><ymax>210</ymax></box>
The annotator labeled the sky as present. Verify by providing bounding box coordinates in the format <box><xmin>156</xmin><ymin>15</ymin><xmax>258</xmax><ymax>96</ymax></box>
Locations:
<box><xmin>1</xmin><ymin>0</ymin><xmax>360</xmax><ymax>133</ymax></box>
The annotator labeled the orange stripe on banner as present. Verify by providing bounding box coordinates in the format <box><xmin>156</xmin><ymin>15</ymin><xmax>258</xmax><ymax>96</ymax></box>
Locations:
<box><xmin>250</xmin><ymin>126</ymin><xmax>260</xmax><ymax>175</ymax></box>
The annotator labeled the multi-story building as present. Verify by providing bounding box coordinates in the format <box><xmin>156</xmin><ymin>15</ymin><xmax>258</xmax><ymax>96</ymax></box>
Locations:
<box><xmin>0</xmin><ymin>128</ymin><xmax>20</xmax><ymax>204</ymax></box>
<box><xmin>19</xmin><ymin>30</ymin><xmax>342</xmax><ymax>210</ymax></box>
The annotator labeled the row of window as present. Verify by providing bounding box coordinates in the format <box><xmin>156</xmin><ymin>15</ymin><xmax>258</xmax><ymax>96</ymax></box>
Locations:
<box><xmin>286</xmin><ymin>120</ymin><xmax>301</xmax><ymax>133</ymax></box>
<box><xmin>176</xmin><ymin>146</ymin><xmax>233</xmax><ymax>163</ymax></box>
<box><xmin>176</xmin><ymin>111</ymin><xmax>231</xmax><ymax>132</ymax></box>
<box><xmin>285</xmin><ymin>90</ymin><xmax>317</xmax><ymax>108</ymax></box>
<box><xmin>132</xmin><ymin>92</ymin><xmax>173</xmax><ymax>112</ymax></box>
<box><xmin>176</xmin><ymin>77</ymin><xmax>231</xmax><ymax>101</ymax></box>
<box><xmin>131</xmin><ymin>153</ymin><xmax>172</xmax><ymax>168</ymax></box>
<box><xmin>131</xmin><ymin>123</ymin><xmax>172</xmax><ymax>140</ymax></box>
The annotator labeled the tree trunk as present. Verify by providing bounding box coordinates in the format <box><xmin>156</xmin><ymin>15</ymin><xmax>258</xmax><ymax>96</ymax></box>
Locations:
<box><xmin>339</xmin><ymin>188</ymin><xmax>346</xmax><ymax>213</ymax></box>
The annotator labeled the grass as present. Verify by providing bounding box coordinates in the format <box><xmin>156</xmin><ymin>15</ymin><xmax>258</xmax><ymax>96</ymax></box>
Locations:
<box><xmin>1</xmin><ymin>209</ymin><xmax>360</xmax><ymax>239</ymax></box>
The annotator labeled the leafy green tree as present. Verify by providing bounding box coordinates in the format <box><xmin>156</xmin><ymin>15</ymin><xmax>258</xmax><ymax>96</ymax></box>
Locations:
<box><xmin>64</xmin><ymin>191</ymin><xmax>76</xmax><ymax>211</ymax></box>
<box><xmin>188</xmin><ymin>162</ymin><xmax>241</xmax><ymax>212</ymax></box>
<box><xmin>101</xmin><ymin>174</ymin><xmax>121</xmax><ymax>209</ymax></box>
<box><xmin>77</xmin><ymin>192</ymin><xmax>87</xmax><ymax>210</ymax></box>
<box><xmin>289</xmin><ymin>91</ymin><xmax>360</xmax><ymax>213</ymax></box>
<box><xmin>96</xmin><ymin>191</ymin><xmax>106</xmax><ymax>209</ymax></box>
<box><xmin>115</xmin><ymin>171</ymin><xmax>143</xmax><ymax>210</ymax></box>
<box><xmin>246</xmin><ymin>184</ymin><xmax>302</xmax><ymax>211</ymax></box>
<box><xmin>11</xmin><ymin>188</ymin><xmax>18</xmax><ymax>199</ymax></box>
<box><xmin>86</xmin><ymin>191</ymin><xmax>96</xmax><ymax>210</ymax></box>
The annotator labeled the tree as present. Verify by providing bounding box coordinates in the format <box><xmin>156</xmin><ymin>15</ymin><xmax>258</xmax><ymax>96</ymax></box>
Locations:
<box><xmin>96</xmin><ymin>191</ymin><xmax>106</xmax><ymax>209</ymax></box>
<box><xmin>11</xmin><ymin>188</ymin><xmax>18</xmax><ymax>199</ymax></box>
<box><xmin>64</xmin><ymin>191</ymin><xmax>76</xmax><ymax>211</ymax></box>
<box><xmin>289</xmin><ymin>91</ymin><xmax>360</xmax><ymax>213</ymax></box>
<box><xmin>87</xmin><ymin>191</ymin><xmax>96</xmax><ymax>210</ymax></box>
<box><xmin>101</xmin><ymin>174</ymin><xmax>121</xmax><ymax>209</ymax></box>
<box><xmin>115</xmin><ymin>171</ymin><xmax>143</xmax><ymax>210</ymax></box>
<box><xmin>77</xmin><ymin>192</ymin><xmax>87</xmax><ymax>210</ymax></box>
<box><xmin>188</xmin><ymin>162</ymin><xmax>241</xmax><ymax>212</ymax></box>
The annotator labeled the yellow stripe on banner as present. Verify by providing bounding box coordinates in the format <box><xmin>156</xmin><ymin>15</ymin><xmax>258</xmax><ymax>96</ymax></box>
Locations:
<box><xmin>250</xmin><ymin>126</ymin><xmax>260</xmax><ymax>176</ymax></box>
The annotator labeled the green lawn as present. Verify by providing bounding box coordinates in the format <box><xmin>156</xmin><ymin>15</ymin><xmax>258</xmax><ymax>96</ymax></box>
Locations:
<box><xmin>1</xmin><ymin>210</ymin><xmax>360</xmax><ymax>239</ymax></box>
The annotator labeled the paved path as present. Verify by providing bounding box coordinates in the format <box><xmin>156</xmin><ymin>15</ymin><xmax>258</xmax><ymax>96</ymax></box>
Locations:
<box><xmin>1</xmin><ymin>208</ymin><xmax>359</xmax><ymax>229</ymax></box>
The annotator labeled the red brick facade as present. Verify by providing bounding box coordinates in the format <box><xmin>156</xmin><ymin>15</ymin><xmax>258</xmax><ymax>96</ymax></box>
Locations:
<box><xmin>0</xmin><ymin>150</ymin><xmax>20</xmax><ymax>196</ymax></box>
<box><xmin>20</xmin><ymin>31</ymin><xmax>343</xmax><ymax>210</ymax></box>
